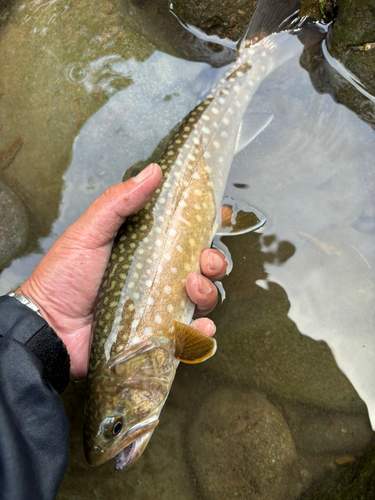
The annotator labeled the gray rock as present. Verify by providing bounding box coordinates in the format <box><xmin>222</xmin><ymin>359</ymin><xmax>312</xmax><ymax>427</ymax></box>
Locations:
<box><xmin>189</xmin><ymin>389</ymin><xmax>299</xmax><ymax>500</ymax></box>
<box><xmin>0</xmin><ymin>180</ymin><xmax>28</xmax><ymax>270</ymax></box>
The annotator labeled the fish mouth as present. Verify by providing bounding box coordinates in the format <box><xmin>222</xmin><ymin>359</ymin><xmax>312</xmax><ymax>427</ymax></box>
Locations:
<box><xmin>85</xmin><ymin>419</ymin><xmax>159</xmax><ymax>467</ymax></box>
<box><xmin>115</xmin><ymin>430</ymin><xmax>155</xmax><ymax>472</ymax></box>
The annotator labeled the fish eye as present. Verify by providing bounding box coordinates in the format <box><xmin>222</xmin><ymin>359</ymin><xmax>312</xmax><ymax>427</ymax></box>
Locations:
<box><xmin>112</xmin><ymin>418</ymin><xmax>122</xmax><ymax>436</ymax></box>
<box><xmin>102</xmin><ymin>417</ymin><xmax>123</xmax><ymax>438</ymax></box>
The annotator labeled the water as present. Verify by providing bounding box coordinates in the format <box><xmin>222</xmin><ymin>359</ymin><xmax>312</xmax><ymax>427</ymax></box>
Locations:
<box><xmin>0</xmin><ymin>0</ymin><xmax>374</xmax><ymax>498</ymax></box>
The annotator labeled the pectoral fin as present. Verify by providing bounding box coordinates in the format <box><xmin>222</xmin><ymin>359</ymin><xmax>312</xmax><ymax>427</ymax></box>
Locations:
<box><xmin>216</xmin><ymin>198</ymin><xmax>267</xmax><ymax>236</ymax></box>
<box><xmin>173</xmin><ymin>321</ymin><xmax>217</xmax><ymax>364</ymax></box>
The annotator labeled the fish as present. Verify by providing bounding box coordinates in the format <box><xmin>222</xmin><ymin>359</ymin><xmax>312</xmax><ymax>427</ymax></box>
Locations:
<box><xmin>84</xmin><ymin>0</ymin><xmax>306</xmax><ymax>472</ymax></box>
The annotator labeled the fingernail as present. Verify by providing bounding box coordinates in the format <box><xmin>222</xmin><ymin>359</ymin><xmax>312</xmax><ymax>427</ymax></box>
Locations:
<box><xmin>198</xmin><ymin>276</ymin><xmax>211</xmax><ymax>295</ymax></box>
<box><xmin>208</xmin><ymin>251</ymin><xmax>222</xmax><ymax>272</ymax></box>
<box><xmin>133</xmin><ymin>164</ymin><xmax>155</xmax><ymax>183</ymax></box>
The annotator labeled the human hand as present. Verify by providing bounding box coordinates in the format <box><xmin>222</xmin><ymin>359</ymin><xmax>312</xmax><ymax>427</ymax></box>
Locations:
<box><xmin>18</xmin><ymin>164</ymin><xmax>227</xmax><ymax>377</ymax></box>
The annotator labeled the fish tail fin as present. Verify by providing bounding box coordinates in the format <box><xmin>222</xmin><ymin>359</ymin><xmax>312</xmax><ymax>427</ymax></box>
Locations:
<box><xmin>243</xmin><ymin>0</ymin><xmax>301</xmax><ymax>44</ymax></box>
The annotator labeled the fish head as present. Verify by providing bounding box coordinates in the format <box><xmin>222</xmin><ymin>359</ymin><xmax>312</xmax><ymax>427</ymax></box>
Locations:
<box><xmin>84</xmin><ymin>338</ymin><xmax>176</xmax><ymax>470</ymax></box>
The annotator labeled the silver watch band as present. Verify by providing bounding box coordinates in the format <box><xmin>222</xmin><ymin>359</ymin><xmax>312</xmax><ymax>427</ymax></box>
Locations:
<box><xmin>7</xmin><ymin>292</ymin><xmax>41</xmax><ymax>316</ymax></box>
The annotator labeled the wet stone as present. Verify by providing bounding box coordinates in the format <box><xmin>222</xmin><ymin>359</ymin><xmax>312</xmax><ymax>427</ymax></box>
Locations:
<box><xmin>170</xmin><ymin>0</ymin><xmax>319</xmax><ymax>41</ymax></box>
<box><xmin>0</xmin><ymin>180</ymin><xmax>28</xmax><ymax>270</ymax></box>
<box><xmin>188</xmin><ymin>389</ymin><xmax>300</xmax><ymax>500</ymax></box>
<box><xmin>282</xmin><ymin>403</ymin><xmax>372</xmax><ymax>456</ymax></box>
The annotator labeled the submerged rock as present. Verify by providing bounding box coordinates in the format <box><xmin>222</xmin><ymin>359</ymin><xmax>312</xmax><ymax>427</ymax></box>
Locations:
<box><xmin>188</xmin><ymin>389</ymin><xmax>300</xmax><ymax>500</ymax></box>
<box><xmin>282</xmin><ymin>403</ymin><xmax>372</xmax><ymax>455</ymax></box>
<box><xmin>301</xmin><ymin>446</ymin><xmax>375</xmax><ymax>499</ymax></box>
<box><xmin>0</xmin><ymin>180</ymin><xmax>28</xmax><ymax>270</ymax></box>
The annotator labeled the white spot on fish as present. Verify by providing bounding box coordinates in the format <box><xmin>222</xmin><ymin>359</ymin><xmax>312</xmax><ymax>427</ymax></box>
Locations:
<box><xmin>223</xmin><ymin>117</ymin><xmax>229</xmax><ymax>125</ymax></box>
<box><xmin>146</xmin><ymin>280</ymin><xmax>152</xmax><ymax>287</ymax></box>
<box><xmin>212</xmin><ymin>107</ymin><xmax>219</xmax><ymax>114</ymax></box>
<box><xmin>261</xmin><ymin>65</ymin><xmax>266</xmax><ymax>71</ymax></box>
<box><xmin>192</xmin><ymin>172</ymin><xmax>200</xmax><ymax>179</ymax></box>
<box><xmin>202</xmin><ymin>126</ymin><xmax>210</xmax><ymax>134</ymax></box>
<box><xmin>171</xmin><ymin>267</ymin><xmax>177</xmax><ymax>273</ymax></box>
<box><xmin>193</xmin><ymin>137</ymin><xmax>199</xmax><ymax>145</ymax></box>
<box><xmin>169</xmin><ymin>228</ymin><xmax>177</xmax><ymax>237</ymax></box>
<box><xmin>188</xmin><ymin>154</ymin><xmax>195</xmax><ymax>161</ymax></box>
<box><xmin>131</xmin><ymin>319</ymin><xmax>139</xmax><ymax>328</ymax></box>
<box><xmin>219</xmin><ymin>97</ymin><xmax>225</xmax><ymax>105</ymax></box>
<box><xmin>136</xmin><ymin>263</ymin><xmax>143</xmax><ymax>269</ymax></box>
<box><xmin>167</xmin><ymin>304</ymin><xmax>174</xmax><ymax>313</ymax></box>
<box><xmin>155</xmin><ymin>315</ymin><xmax>162</xmax><ymax>324</ymax></box>
<box><xmin>221</xmin><ymin>131</ymin><xmax>228</xmax><ymax>138</ymax></box>
<box><xmin>234</xmin><ymin>85</ymin><xmax>240</xmax><ymax>92</ymax></box>
<box><xmin>164</xmin><ymin>286</ymin><xmax>172</xmax><ymax>294</ymax></box>
<box><xmin>147</xmin><ymin>297</ymin><xmax>154</xmax><ymax>305</ymax></box>
<box><xmin>202</xmin><ymin>115</ymin><xmax>210</xmax><ymax>121</ymax></box>
<box><xmin>177</xmin><ymin>245</ymin><xmax>183</xmax><ymax>253</ymax></box>
<box><xmin>128</xmin><ymin>282</ymin><xmax>134</xmax><ymax>288</ymax></box>
<box><xmin>179</xmin><ymin>200</ymin><xmax>187</xmax><ymax>208</ymax></box>
<box><xmin>156</xmin><ymin>239</ymin><xmax>162</xmax><ymax>247</ymax></box>
<box><xmin>145</xmin><ymin>327</ymin><xmax>152</xmax><ymax>335</ymax></box>
<box><xmin>213</xmin><ymin>141</ymin><xmax>220</xmax><ymax>148</ymax></box>
<box><xmin>133</xmin><ymin>292</ymin><xmax>140</xmax><ymax>300</ymax></box>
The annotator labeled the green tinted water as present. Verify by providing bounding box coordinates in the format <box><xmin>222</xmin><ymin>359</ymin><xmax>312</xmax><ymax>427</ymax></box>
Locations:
<box><xmin>0</xmin><ymin>0</ymin><xmax>374</xmax><ymax>498</ymax></box>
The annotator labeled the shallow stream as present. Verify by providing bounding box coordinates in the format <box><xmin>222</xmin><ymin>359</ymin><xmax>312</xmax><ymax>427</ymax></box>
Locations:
<box><xmin>0</xmin><ymin>0</ymin><xmax>374</xmax><ymax>498</ymax></box>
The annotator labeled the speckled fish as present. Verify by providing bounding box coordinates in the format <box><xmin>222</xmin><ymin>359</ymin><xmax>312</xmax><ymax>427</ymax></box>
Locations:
<box><xmin>84</xmin><ymin>0</ymin><xmax>304</xmax><ymax>471</ymax></box>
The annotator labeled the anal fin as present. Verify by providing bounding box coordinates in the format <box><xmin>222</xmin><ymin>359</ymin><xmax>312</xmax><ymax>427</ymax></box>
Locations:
<box><xmin>173</xmin><ymin>321</ymin><xmax>217</xmax><ymax>364</ymax></box>
<box><xmin>216</xmin><ymin>197</ymin><xmax>267</xmax><ymax>236</ymax></box>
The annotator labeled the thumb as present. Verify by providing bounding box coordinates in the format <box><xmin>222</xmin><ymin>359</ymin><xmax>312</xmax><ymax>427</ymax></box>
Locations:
<box><xmin>64</xmin><ymin>164</ymin><xmax>162</xmax><ymax>250</ymax></box>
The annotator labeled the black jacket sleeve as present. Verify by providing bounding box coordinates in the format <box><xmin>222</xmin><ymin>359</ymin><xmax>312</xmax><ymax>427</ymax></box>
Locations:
<box><xmin>0</xmin><ymin>295</ymin><xmax>71</xmax><ymax>500</ymax></box>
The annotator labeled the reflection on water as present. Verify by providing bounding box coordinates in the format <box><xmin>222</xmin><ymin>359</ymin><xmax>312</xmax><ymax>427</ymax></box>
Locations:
<box><xmin>1</xmin><ymin>0</ymin><xmax>375</xmax><ymax>498</ymax></box>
